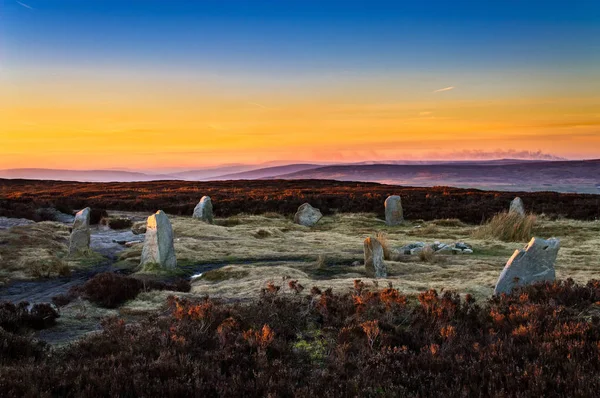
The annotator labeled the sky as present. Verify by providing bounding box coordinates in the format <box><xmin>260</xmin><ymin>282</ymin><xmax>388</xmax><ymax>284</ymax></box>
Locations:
<box><xmin>1</xmin><ymin>0</ymin><xmax>599</xmax><ymax>170</ymax></box>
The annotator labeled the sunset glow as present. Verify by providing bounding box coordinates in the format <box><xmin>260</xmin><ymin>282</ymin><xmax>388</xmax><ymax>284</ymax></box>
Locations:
<box><xmin>1</xmin><ymin>0</ymin><xmax>599</xmax><ymax>170</ymax></box>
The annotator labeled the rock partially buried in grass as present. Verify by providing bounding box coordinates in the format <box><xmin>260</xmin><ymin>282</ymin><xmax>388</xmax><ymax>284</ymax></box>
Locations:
<box><xmin>293</xmin><ymin>203</ymin><xmax>322</xmax><ymax>227</ymax></box>
<box><xmin>68</xmin><ymin>207</ymin><xmax>91</xmax><ymax>255</ymax></box>
<box><xmin>131</xmin><ymin>221</ymin><xmax>147</xmax><ymax>235</ymax></box>
<box><xmin>494</xmin><ymin>237</ymin><xmax>559</xmax><ymax>295</ymax></box>
<box><xmin>193</xmin><ymin>196</ymin><xmax>214</xmax><ymax>224</ymax></box>
<box><xmin>364</xmin><ymin>237</ymin><xmax>387</xmax><ymax>278</ymax></box>
<box><xmin>141</xmin><ymin>210</ymin><xmax>177</xmax><ymax>269</ymax></box>
<box><xmin>509</xmin><ymin>197</ymin><xmax>526</xmax><ymax>217</ymax></box>
<box><xmin>384</xmin><ymin>195</ymin><xmax>403</xmax><ymax>226</ymax></box>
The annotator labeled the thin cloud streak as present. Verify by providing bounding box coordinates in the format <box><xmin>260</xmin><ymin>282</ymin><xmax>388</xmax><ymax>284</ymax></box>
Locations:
<box><xmin>16</xmin><ymin>1</ymin><xmax>33</xmax><ymax>9</ymax></box>
<box><xmin>434</xmin><ymin>86</ymin><xmax>455</xmax><ymax>93</ymax></box>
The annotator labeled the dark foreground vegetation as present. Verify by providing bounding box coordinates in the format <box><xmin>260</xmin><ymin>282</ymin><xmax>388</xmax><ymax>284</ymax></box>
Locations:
<box><xmin>3</xmin><ymin>279</ymin><xmax>600</xmax><ymax>396</ymax></box>
<box><xmin>1</xmin><ymin>179</ymin><xmax>599</xmax><ymax>223</ymax></box>
<box><xmin>57</xmin><ymin>272</ymin><xmax>191</xmax><ymax>308</ymax></box>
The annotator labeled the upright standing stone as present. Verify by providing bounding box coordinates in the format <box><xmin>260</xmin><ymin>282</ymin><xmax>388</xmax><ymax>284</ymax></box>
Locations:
<box><xmin>141</xmin><ymin>210</ymin><xmax>177</xmax><ymax>269</ymax></box>
<box><xmin>385</xmin><ymin>195</ymin><xmax>403</xmax><ymax>226</ymax></box>
<box><xmin>494</xmin><ymin>237</ymin><xmax>559</xmax><ymax>295</ymax></box>
<box><xmin>293</xmin><ymin>203</ymin><xmax>322</xmax><ymax>227</ymax></box>
<box><xmin>364</xmin><ymin>237</ymin><xmax>387</xmax><ymax>278</ymax></box>
<box><xmin>69</xmin><ymin>207</ymin><xmax>91</xmax><ymax>255</ymax></box>
<box><xmin>509</xmin><ymin>197</ymin><xmax>526</xmax><ymax>216</ymax></box>
<box><xmin>193</xmin><ymin>196</ymin><xmax>214</xmax><ymax>224</ymax></box>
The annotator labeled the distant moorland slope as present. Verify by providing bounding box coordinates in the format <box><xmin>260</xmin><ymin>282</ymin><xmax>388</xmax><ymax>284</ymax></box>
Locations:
<box><xmin>0</xmin><ymin>160</ymin><xmax>598</xmax><ymax>193</ymax></box>
<box><xmin>275</xmin><ymin>159</ymin><xmax>600</xmax><ymax>194</ymax></box>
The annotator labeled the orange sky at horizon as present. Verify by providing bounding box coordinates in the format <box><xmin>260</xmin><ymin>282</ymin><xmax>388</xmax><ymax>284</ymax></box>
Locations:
<box><xmin>2</xmin><ymin>71</ymin><xmax>600</xmax><ymax>170</ymax></box>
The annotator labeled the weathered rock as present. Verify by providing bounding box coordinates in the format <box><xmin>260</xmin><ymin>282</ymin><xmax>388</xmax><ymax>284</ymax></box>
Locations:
<box><xmin>494</xmin><ymin>237</ymin><xmax>560</xmax><ymax>295</ymax></box>
<box><xmin>364</xmin><ymin>237</ymin><xmax>387</xmax><ymax>278</ymax></box>
<box><xmin>452</xmin><ymin>242</ymin><xmax>473</xmax><ymax>254</ymax></box>
<box><xmin>399</xmin><ymin>242</ymin><xmax>425</xmax><ymax>255</ymax></box>
<box><xmin>293</xmin><ymin>203</ymin><xmax>322</xmax><ymax>227</ymax></box>
<box><xmin>509</xmin><ymin>197</ymin><xmax>526</xmax><ymax>216</ymax></box>
<box><xmin>193</xmin><ymin>196</ymin><xmax>214</xmax><ymax>224</ymax></box>
<box><xmin>69</xmin><ymin>208</ymin><xmax>91</xmax><ymax>255</ymax></box>
<box><xmin>384</xmin><ymin>195</ymin><xmax>403</xmax><ymax>226</ymax></box>
<box><xmin>131</xmin><ymin>221</ymin><xmax>147</xmax><ymax>235</ymax></box>
<box><xmin>140</xmin><ymin>210</ymin><xmax>177</xmax><ymax>269</ymax></box>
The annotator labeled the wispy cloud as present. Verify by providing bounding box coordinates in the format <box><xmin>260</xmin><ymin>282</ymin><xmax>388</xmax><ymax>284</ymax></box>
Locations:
<box><xmin>16</xmin><ymin>1</ymin><xmax>33</xmax><ymax>9</ymax></box>
<box><xmin>248</xmin><ymin>102</ymin><xmax>275</xmax><ymax>110</ymax></box>
<box><xmin>434</xmin><ymin>86</ymin><xmax>455</xmax><ymax>93</ymax></box>
<box><xmin>419</xmin><ymin>111</ymin><xmax>433</xmax><ymax>116</ymax></box>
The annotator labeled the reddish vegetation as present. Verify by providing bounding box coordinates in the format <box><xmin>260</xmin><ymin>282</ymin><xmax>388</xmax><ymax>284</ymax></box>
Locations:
<box><xmin>2</xmin><ymin>279</ymin><xmax>600</xmax><ymax>396</ymax></box>
<box><xmin>1</xmin><ymin>178</ymin><xmax>599</xmax><ymax>223</ymax></box>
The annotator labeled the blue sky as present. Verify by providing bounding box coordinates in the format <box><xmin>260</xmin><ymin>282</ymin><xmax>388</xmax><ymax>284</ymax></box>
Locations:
<box><xmin>1</xmin><ymin>0</ymin><xmax>599</xmax><ymax>168</ymax></box>
<box><xmin>3</xmin><ymin>0</ymin><xmax>599</xmax><ymax>75</ymax></box>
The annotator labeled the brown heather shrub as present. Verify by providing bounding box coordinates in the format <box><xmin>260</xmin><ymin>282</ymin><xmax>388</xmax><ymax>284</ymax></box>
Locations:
<box><xmin>3</xmin><ymin>279</ymin><xmax>600</xmax><ymax>396</ymax></box>
<box><xmin>2</xmin><ymin>179</ymin><xmax>598</xmax><ymax>224</ymax></box>
<box><xmin>68</xmin><ymin>272</ymin><xmax>191</xmax><ymax>308</ymax></box>
<box><xmin>0</xmin><ymin>302</ymin><xmax>59</xmax><ymax>332</ymax></box>
<box><xmin>100</xmin><ymin>217</ymin><xmax>133</xmax><ymax>230</ymax></box>
<box><xmin>473</xmin><ymin>211</ymin><xmax>536</xmax><ymax>242</ymax></box>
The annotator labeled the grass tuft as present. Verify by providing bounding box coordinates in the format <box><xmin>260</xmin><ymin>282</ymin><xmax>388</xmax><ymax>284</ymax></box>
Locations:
<box><xmin>473</xmin><ymin>211</ymin><xmax>536</xmax><ymax>242</ymax></box>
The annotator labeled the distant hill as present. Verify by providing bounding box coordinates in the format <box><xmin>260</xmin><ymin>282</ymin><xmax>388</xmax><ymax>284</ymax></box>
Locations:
<box><xmin>2</xmin><ymin>160</ymin><xmax>598</xmax><ymax>193</ymax></box>
<box><xmin>0</xmin><ymin>169</ymin><xmax>173</xmax><ymax>182</ymax></box>
<box><xmin>274</xmin><ymin>160</ymin><xmax>600</xmax><ymax>194</ymax></box>
<box><xmin>167</xmin><ymin>165</ymin><xmax>262</xmax><ymax>180</ymax></box>
<box><xmin>207</xmin><ymin>164</ymin><xmax>322</xmax><ymax>180</ymax></box>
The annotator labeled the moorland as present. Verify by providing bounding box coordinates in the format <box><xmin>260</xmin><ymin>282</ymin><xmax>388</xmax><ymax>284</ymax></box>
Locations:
<box><xmin>1</xmin><ymin>178</ymin><xmax>600</xmax><ymax>396</ymax></box>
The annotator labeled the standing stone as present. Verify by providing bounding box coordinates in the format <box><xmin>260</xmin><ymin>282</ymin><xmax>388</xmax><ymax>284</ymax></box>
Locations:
<box><xmin>293</xmin><ymin>203</ymin><xmax>322</xmax><ymax>227</ymax></box>
<box><xmin>193</xmin><ymin>196</ymin><xmax>214</xmax><ymax>224</ymax></box>
<box><xmin>140</xmin><ymin>210</ymin><xmax>177</xmax><ymax>269</ymax></box>
<box><xmin>364</xmin><ymin>237</ymin><xmax>387</xmax><ymax>278</ymax></box>
<box><xmin>509</xmin><ymin>197</ymin><xmax>526</xmax><ymax>216</ymax></box>
<box><xmin>494</xmin><ymin>237</ymin><xmax>560</xmax><ymax>295</ymax></box>
<box><xmin>69</xmin><ymin>208</ymin><xmax>91</xmax><ymax>255</ymax></box>
<box><xmin>385</xmin><ymin>195</ymin><xmax>403</xmax><ymax>226</ymax></box>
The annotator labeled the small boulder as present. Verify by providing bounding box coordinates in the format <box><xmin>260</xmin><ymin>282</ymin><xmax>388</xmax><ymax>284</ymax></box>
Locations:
<box><xmin>193</xmin><ymin>196</ymin><xmax>214</xmax><ymax>224</ymax></box>
<box><xmin>131</xmin><ymin>221</ymin><xmax>147</xmax><ymax>235</ymax></box>
<box><xmin>452</xmin><ymin>242</ymin><xmax>473</xmax><ymax>254</ymax></box>
<box><xmin>509</xmin><ymin>197</ymin><xmax>526</xmax><ymax>216</ymax></box>
<box><xmin>494</xmin><ymin>237</ymin><xmax>559</xmax><ymax>295</ymax></box>
<box><xmin>364</xmin><ymin>237</ymin><xmax>387</xmax><ymax>278</ymax></box>
<box><xmin>384</xmin><ymin>195</ymin><xmax>403</xmax><ymax>226</ymax></box>
<box><xmin>293</xmin><ymin>203</ymin><xmax>322</xmax><ymax>227</ymax></box>
<box><xmin>69</xmin><ymin>208</ymin><xmax>91</xmax><ymax>255</ymax></box>
<box><xmin>140</xmin><ymin>210</ymin><xmax>177</xmax><ymax>269</ymax></box>
<box><xmin>399</xmin><ymin>242</ymin><xmax>425</xmax><ymax>255</ymax></box>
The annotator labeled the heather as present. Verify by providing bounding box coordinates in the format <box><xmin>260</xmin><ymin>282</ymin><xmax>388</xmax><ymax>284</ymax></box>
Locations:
<box><xmin>2</xmin><ymin>179</ymin><xmax>599</xmax><ymax>224</ymax></box>
<box><xmin>2</xmin><ymin>280</ymin><xmax>600</xmax><ymax>396</ymax></box>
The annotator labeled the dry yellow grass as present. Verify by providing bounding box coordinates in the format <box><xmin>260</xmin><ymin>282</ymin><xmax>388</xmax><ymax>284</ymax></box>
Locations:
<box><xmin>472</xmin><ymin>211</ymin><xmax>536</xmax><ymax>242</ymax></box>
<box><xmin>2</xmin><ymin>211</ymin><xmax>598</xmax><ymax>305</ymax></box>
<box><xmin>110</xmin><ymin>212</ymin><xmax>600</xmax><ymax>302</ymax></box>
<box><xmin>0</xmin><ymin>222</ymin><xmax>105</xmax><ymax>285</ymax></box>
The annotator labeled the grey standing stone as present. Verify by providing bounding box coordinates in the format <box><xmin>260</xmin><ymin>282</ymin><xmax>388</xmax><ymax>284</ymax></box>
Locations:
<box><xmin>509</xmin><ymin>197</ymin><xmax>526</xmax><ymax>216</ymax></box>
<box><xmin>193</xmin><ymin>196</ymin><xmax>214</xmax><ymax>224</ymax></box>
<box><xmin>364</xmin><ymin>237</ymin><xmax>387</xmax><ymax>278</ymax></box>
<box><xmin>293</xmin><ymin>203</ymin><xmax>322</xmax><ymax>227</ymax></box>
<box><xmin>69</xmin><ymin>208</ymin><xmax>91</xmax><ymax>255</ymax></box>
<box><xmin>494</xmin><ymin>237</ymin><xmax>560</xmax><ymax>295</ymax></box>
<box><xmin>140</xmin><ymin>210</ymin><xmax>177</xmax><ymax>269</ymax></box>
<box><xmin>385</xmin><ymin>195</ymin><xmax>403</xmax><ymax>226</ymax></box>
